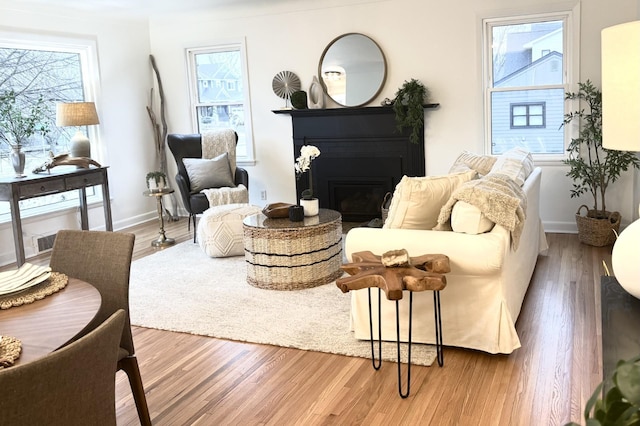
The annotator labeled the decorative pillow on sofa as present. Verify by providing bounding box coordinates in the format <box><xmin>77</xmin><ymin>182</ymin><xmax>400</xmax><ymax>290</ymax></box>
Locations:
<box><xmin>184</xmin><ymin>152</ymin><xmax>235</xmax><ymax>193</ymax></box>
<box><xmin>384</xmin><ymin>169</ymin><xmax>477</xmax><ymax>230</ymax></box>
<box><xmin>449</xmin><ymin>151</ymin><xmax>497</xmax><ymax>176</ymax></box>
<box><xmin>488</xmin><ymin>147</ymin><xmax>534</xmax><ymax>186</ymax></box>
<box><xmin>450</xmin><ymin>201</ymin><xmax>495</xmax><ymax>234</ymax></box>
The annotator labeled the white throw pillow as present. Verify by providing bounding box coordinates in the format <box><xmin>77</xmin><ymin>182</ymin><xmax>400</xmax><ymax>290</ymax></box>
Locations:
<box><xmin>184</xmin><ymin>152</ymin><xmax>235</xmax><ymax>192</ymax></box>
<box><xmin>489</xmin><ymin>147</ymin><xmax>534</xmax><ymax>186</ymax></box>
<box><xmin>449</xmin><ymin>151</ymin><xmax>497</xmax><ymax>176</ymax></box>
<box><xmin>384</xmin><ymin>170</ymin><xmax>477</xmax><ymax>230</ymax></box>
<box><xmin>450</xmin><ymin>201</ymin><xmax>495</xmax><ymax>234</ymax></box>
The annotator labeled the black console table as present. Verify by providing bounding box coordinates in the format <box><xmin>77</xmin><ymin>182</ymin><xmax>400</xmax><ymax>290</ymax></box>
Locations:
<box><xmin>601</xmin><ymin>275</ymin><xmax>640</xmax><ymax>381</ymax></box>
<box><xmin>0</xmin><ymin>167</ymin><xmax>113</xmax><ymax>266</ymax></box>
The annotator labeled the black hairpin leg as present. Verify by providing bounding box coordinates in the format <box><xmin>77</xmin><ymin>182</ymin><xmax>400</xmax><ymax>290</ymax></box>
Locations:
<box><xmin>434</xmin><ymin>290</ymin><xmax>444</xmax><ymax>367</ymax></box>
<box><xmin>368</xmin><ymin>288</ymin><xmax>382</xmax><ymax>370</ymax></box>
<box><xmin>396</xmin><ymin>292</ymin><xmax>413</xmax><ymax>398</ymax></box>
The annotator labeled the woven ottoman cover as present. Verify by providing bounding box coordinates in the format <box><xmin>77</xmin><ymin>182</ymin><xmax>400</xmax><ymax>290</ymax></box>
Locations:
<box><xmin>198</xmin><ymin>204</ymin><xmax>262</xmax><ymax>257</ymax></box>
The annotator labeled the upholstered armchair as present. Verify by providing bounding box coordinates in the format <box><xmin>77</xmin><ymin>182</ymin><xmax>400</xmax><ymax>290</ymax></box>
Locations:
<box><xmin>168</xmin><ymin>130</ymin><xmax>249</xmax><ymax>242</ymax></box>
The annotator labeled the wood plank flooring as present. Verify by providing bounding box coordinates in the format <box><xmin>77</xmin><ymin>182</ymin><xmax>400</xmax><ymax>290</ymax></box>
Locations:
<box><xmin>3</xmin><ymin>218</ymin><xmax>612</xmax><ymax>425</ymax></box>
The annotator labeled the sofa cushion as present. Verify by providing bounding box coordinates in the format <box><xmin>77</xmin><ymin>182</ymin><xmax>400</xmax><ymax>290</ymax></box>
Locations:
<box><xmin>450</xmin><ymin>201</ymin><xmax>495</xmax><ymax>234</ymax></box>
<box><xmin>384</xmin><ymin>170</ymin><xmax>477</xmax><ymax>230</ymax></box>
<box><xmin>449</xmin><ymin>151</ymin><xmax>497</xmax><ymax>176</ymax></box>
<box><xmin>488</xmin><ymin>147</ymin><xmax>534</xmax><ymax>186</ymax></box>
<box><xmin>183</xmin><ymin>152</ymin><xmax>234</xmax><ymax>192</ymax></box>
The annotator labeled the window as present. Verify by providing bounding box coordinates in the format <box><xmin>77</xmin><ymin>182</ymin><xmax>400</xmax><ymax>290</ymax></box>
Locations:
<box><xmin>0</xmin><ymin>31</ymin><xmax>100</xmax><ymax>219</ymax></box>
<box><xmin>511</xmin><ymin>102</ymin><xmax>545</xmax><ymax>128</ymax></box>
<box><xmin>484</xmin><ymin>11</ymin><xmax>575</xmax><ymax>157</ymax></box>
<box><xmin>186</xmin><ymin>40</ymin><xmax>255</xmax><ymax>164</ymax></box>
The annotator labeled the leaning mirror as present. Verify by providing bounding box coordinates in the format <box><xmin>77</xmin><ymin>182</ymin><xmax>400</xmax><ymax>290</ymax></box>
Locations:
<box><xmin>319</xmin><ymin>33</ymin><xmax>386</xmax><ymax>107</ymax></box>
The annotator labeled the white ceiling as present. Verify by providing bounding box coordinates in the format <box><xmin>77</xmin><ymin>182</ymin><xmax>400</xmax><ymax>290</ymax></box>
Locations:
<box><xmin>3</xmin><ymin>0</ymin><xmax>245</xmax><ymax>18</ymax></box>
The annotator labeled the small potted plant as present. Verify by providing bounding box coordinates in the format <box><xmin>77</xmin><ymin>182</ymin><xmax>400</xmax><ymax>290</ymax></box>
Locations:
<box><xmin>392</xmin><ymin>79</ymin><xmax>429</xmax><ymax>145</ymax></box>
<box><xmin>294</xmin><ymin>145</ymin><xmax>321</xmax><ymax>216</ymax></box>
<box><xmin>562</xmin><ymin>80</ymin><xmax>640</xmax><ymax>246</ymax></box>
<box><xmin>146</xmin><ymin>171</ymin><xmax>167</xmax><ymax>192</ymax></box>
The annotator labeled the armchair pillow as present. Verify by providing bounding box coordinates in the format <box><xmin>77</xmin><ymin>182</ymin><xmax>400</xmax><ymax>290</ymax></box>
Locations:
<box><xmin>183</xmin><ymin>152</ymin><xmax>235</xmax><ymax>193</ymax></box>
<box><xmin>450</xmin><ymin>201</ymin><xmax>495</xmax><ymax>234</ymax></box>
<box><xmin>489</xmin><ymin>147</ymin><xmax>534</xmax><ymax>186</ymax></box>
<box><xmin>449</xmin><ymin>151</ymin><xmax>497</xmax><ymax>176</ymax></box>
<box><xmin>383</xmin><ymin>170</ymin><xmax>477</xmax><ymax>230</ymax></box>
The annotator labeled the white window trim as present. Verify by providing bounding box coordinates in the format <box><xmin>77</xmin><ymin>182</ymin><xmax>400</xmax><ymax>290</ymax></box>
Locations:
<box><xmin>185</xmin><ymin>38</ymin><xmax>255</xmax><ymax>166</ymax></box>
<box><xmin>0</xmin><ymin>30</ymin><xmax>104</xmax><ymax>219</ymax></box>
<box><xmin>480</xmin><ymin>2</ymin><xmax>581</xmax><ymax>164</ymax></box>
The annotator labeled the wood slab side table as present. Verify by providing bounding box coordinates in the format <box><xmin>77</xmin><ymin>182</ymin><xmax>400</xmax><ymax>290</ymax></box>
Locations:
<box><xmin>336</xmin><ymin>250</ymin><xmax>450</xmax><ymax>398</ymax></box>
<box><xmin>144</xmin><ymin>188</ymin><xmax>175</xmax><ymax>248</ymax></box>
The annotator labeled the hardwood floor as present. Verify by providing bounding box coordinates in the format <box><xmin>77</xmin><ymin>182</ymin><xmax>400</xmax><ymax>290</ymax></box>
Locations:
<box><xmin>4</xmin><ymin>218</ymin><xmax>612</xmax><ymax>425</ymax></box>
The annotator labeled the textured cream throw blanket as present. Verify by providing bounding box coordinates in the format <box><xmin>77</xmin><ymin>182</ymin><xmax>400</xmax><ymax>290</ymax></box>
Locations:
<box><xmin>202</xmin><ymin>129</ymin><xmax>237</xmax><ymax>170</ymax></box>
<box><xmin>435</xmin><ymin>173</ymin><xmax>527</xmax><ymax>249</ymax></box>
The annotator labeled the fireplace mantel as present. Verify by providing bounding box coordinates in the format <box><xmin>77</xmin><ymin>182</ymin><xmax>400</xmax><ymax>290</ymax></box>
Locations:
<box><xmin>276</xmin><ymin>104</ymin><xmax>439</xmax><ymax>221</ymax></box>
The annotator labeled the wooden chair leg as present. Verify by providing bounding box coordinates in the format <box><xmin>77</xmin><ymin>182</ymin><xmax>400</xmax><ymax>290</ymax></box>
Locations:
<box><xmin>118</xmin><ymin>355</ymin><xmax>152</xmax><ymax>426</ymax></box>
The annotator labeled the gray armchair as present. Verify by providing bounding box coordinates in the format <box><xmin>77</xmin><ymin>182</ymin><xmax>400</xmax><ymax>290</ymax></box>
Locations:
<box><xmin>168</xmin><ymin>130</ymin><xmax>249</xmax><ymax>242</ymax></box>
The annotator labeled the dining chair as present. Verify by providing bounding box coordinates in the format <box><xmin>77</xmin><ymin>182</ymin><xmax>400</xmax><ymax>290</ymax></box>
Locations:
<box><xmin>49</xmin><ymin>229</ymin><xmax>152</xmax><ymax>426</ymax></box>
<box><xmin>0</xmin><ymin>310</ymin><xmax>126</xmax><ymax>425</ymax></box>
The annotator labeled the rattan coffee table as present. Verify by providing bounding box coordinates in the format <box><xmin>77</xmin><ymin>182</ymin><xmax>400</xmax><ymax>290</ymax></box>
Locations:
<box><xmin>242</xmin><ymin>208</ymin><xmax>343</xmax><ymax>290</ymax></box>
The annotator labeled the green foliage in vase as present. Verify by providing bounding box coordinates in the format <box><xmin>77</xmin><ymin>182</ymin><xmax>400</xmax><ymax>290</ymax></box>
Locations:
<box><xmin>392</xmin><ymin>78</ymin><xmax>429</xmax><ymax>144</ymax></box>
<box><xmin>146</xmin><ymin>171</ymin><xmax>167</xmax><ymax>188</ymax></box>
<box><xmin>565</xmin><ymin>355</ymin><xmax>640</xmax><ymax>426</ymax></box>
<box><xmin>561</xmin><ymin>80</ymin><xmax>640</xmax><ymax>217</ymax></box>
<box><xmin>0</xmin><ymin>90</ymin><xmax>50</xmax><ymax>148</ymax></box>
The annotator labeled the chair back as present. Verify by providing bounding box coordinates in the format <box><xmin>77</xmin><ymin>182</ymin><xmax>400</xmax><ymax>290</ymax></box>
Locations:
<box><xmin>49</xmin><ymin>230</ymin><xmax>136</xmax><ymax>355</ymax></box>
<box><xmin>0</xmin><ymin>310</ymin><xmax>126</xmax><ymax>425</ymax></box>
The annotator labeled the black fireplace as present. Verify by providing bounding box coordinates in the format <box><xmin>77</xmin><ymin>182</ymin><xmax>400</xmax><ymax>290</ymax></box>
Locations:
<box><xmin>276</xmin><ymin>105</ymin><xmax>437</xmax><ymax>222</ymax></box>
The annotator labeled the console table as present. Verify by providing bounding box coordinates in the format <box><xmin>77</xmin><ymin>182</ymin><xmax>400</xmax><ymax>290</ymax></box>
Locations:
<box><xmin>0</xmin><ymin>167</ymin><xmax>113</xmax><ymax>266</ymax></box>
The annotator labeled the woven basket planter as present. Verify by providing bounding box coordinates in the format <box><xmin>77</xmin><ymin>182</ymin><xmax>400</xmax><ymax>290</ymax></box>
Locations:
<box><xmin>575</xmin><ymin>205</ymin><xmax>620</xmax><ymax>247</ymax></box>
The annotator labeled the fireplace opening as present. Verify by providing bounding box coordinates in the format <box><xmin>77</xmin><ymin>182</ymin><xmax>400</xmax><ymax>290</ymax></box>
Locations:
<box><xmin>331</xmin><ymin>182</ymin><xmax>387</xmax><ymax>223</ymax></box>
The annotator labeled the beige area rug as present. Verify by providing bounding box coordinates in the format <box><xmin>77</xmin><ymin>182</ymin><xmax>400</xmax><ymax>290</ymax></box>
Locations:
<box><xmin>129</xmin><ymin>241</ymin><xmax>436</xmax><ymax>366</ymax></box>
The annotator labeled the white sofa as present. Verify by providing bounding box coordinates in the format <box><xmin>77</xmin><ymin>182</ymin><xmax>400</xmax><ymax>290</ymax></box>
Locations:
<box><xmin>344</xmin><ymin>166</ymin><xmax>548</xmax><ymax>354</ymax></box>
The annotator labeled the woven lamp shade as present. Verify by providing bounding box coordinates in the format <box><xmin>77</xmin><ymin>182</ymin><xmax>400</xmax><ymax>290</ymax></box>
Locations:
<box><xmin>56</xmin><ymin>102</ymin><xmax>100</xmax><ymax>127</ymax></box>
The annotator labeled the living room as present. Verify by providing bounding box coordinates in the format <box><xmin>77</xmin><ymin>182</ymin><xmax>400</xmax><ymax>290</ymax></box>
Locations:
<box><xmin>1</xmin><ymin>0</ymin><xmax>639</xmax><ymax>424</ymax></box>
<box><xmin>0</xmin><ymin>0</ymin><xmax>638</xmax><ymax>258</ymax></box>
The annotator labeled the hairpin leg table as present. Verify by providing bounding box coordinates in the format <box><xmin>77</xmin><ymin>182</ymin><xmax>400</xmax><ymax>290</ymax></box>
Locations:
<box><xmin>336</xmin><ymin>249</ymin><xmax>450</xmax><ymax>398</ymax></box>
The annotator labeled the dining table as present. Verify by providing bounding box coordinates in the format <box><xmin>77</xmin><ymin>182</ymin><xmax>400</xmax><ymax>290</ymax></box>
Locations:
<box><xmin>0</xmin><ymin>277</ymin><xmax>102</xmax><ymax>366</ymax></box>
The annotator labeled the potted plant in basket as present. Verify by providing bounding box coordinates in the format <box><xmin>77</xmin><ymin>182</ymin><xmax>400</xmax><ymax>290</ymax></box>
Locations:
<box><xmin>562</xmin><ymin>80</ymin><xmax>640</xmax><ymax>246</ymax></box>
<box><xmin>392</xmin><ymin>78</ymin><xmax>429</xmax><ymax>145</ymax></box>
<box><xmin>0</xmin><ymin>90</ymin><xmax>50</xmax><ymax>177</ymax></box>
<box><xmin>294</xmin><ymin>145</ymin><xmax>320</xmax><ymax>216</ymax></box>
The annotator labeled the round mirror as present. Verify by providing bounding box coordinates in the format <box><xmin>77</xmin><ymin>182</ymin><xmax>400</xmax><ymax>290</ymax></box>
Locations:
<box><xmin>318</xmin><ymin>33</ymin><xmax>386</xmax><ymax>107</ymax></box>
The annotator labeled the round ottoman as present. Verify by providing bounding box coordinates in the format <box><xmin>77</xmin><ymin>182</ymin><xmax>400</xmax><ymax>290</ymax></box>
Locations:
<box><xmin>197</xmin><ymin>203</ymin><xmax>262</xmax><ymax>257</ymax></box>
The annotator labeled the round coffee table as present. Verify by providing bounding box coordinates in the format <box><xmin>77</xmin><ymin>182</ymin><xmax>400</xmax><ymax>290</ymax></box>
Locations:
<box><xmin>242</xmin><ymin>208</ymin><xmax>343</xmax><ymax>290</ymax></box>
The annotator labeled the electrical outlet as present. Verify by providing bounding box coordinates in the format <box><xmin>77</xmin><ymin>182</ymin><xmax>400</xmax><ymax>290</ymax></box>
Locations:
<box><xmin>260</xmin><ymin>190</ymin><xmax>267</xmax><ymax>200</ymax></box>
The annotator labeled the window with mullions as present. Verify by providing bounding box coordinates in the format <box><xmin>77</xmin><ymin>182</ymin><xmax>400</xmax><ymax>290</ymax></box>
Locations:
<box><xmin>511</xmin><ymin>102</ymin><xmax>546</xmax><ymax>128</ymax></box>
<box><xmin>0</xmin><ymin>33</ymin><xmax>100</xmax><ymax>220</ymax></box>
<box><xmin>484</xmin><ymin>12</ymin><xmax>573</xmax><ymax>156</ymax></box>
<box><xmin>186</xmin><ymin>41</ymin><xmax>254</xmax><ymax>163</ymax></box>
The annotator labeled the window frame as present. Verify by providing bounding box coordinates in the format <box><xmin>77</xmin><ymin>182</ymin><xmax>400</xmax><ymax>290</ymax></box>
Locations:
<box><xmin>186</xmin><ymin>38</ymin><xmax>255</xmax><ymax>165</ymax></box>
<box><xmin>482</xmin><ymin>6</ymin><xmax>580</xmax><ymax>162</ymax></box>
<box><xmin>0</xmin><ymin>30</ymin><xmax>102</xmax><ymax>224</ymax></box>
<box><xmin>510</xmin><ymin>102</ymin><xmax>546</xmax><ymax>129</ymax></box>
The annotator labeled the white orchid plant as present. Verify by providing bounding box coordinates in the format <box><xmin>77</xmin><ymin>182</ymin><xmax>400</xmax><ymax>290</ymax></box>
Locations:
<box><xmin>294</xmin><ymin>145</ymin><xmax>321</xmax><ymax>200</ymax></box>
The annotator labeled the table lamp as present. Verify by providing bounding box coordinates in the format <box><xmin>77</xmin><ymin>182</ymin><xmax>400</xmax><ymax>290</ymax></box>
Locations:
<box><xmin>56</xmin><ymin>102</ymin><xmax>100</xmax><ymax>158</ymax></box>
<box><xmin>601</xmin><ymin>20</ymin><xmax>640</xmax><ymax>299</ymax></box>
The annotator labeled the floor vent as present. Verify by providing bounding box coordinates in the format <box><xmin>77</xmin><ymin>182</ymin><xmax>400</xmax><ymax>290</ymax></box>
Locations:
<box><xmin>37</xmin><ymin>234</ymin><xmax>57</xmax><ymax>253</ymax></box>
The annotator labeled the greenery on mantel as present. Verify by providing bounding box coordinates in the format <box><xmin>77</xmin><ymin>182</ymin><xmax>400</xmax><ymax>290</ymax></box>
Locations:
<box><xmin>392</xmin><ymin>79</ymin><xmax>429</xmax><ymax>144</ymax></box>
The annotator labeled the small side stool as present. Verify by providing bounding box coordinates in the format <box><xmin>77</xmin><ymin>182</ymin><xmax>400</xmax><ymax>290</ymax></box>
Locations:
<box><xmin>197</xmin><ymin>203</ymin><xmax>262</xmax><ymax>257</ymax></box>
<box><xmin>336</xmin><ymin>249</ymin><xmax>450</xmax><ymax>398</ymax></box>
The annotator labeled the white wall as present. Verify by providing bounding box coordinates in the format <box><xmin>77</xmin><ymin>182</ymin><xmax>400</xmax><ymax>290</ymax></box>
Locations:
<box><xmin>1</xmin><ymin>0</ymin><xmax>639</xmax><ymax>265</ymax></box>
<box><xmin>0</xmin><ymin>4</ymin><xmax>157</xmax><ymax>265</ymax></box>
<box><xmin>148</xmin><ymin>0</ymin><xmax>640</xmax><ymax>232</ymax></box>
